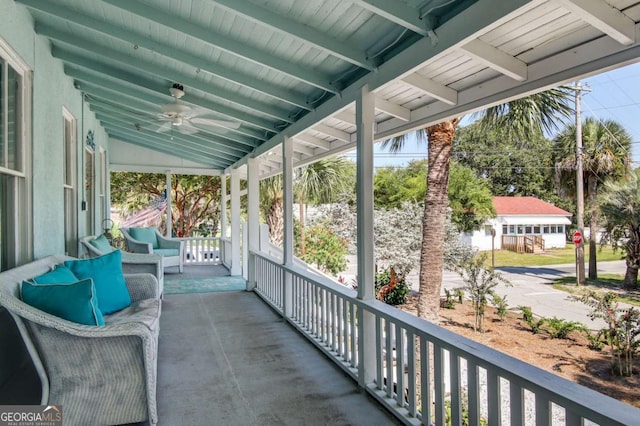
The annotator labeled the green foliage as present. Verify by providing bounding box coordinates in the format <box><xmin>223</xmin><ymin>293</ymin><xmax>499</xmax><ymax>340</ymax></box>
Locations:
<box><xmin>298</xmin><ymin>225</ymin><xmax>348</xmax><ymax>275</ymax></box>
<box><xmin>374</xmin><ymin>269</ymin><xmax>410</xmax><ymax>306</ymax></box>
<box><xmin>544</xmin><ymin>317</ymin><xmax>586</xmax><ymax>339</ymax></box>
<box><xmin>448</xmin><ymin>163</ymin><xmax>496</xmax><ymax>232</ymax></box>
<box><xmin>110</xmin><ymin>172</ymin><xmax>222</xmax><ymax>237</ymax></box>
<box><xmin>453</xmin><ymin>123</ymin><xmax>561</xmax><ymax>202</ymax></box>
<box><xmin>373</xmin><ymin>160</ymin><xmax>495</xmax><ymax>232</ymax></box>
<box><xmin>490</xmin><ymin>293</ymin><xmax>509</xmax><ymax>321</ymax></box>
<box><xmin>571</xmin><ymin>290</ymin><xmax>640</xmax><ymax>376</ymax></box>
<box><xmin>443</xmin><ymin>289</ymin><xmax>456</xmax><ymax>309</ymax></box>
<box><xmin>599</xmin><ymin>169</ymin><xmax>640</xmax><ymax>289</ymax></box>
<box><xmin>455</xmin><ymin>252</ymin><xmax>510</xmax><ymax>332</ymax></box>
<box><xmin>518</xmin><ymin>306</ymin><xmax>546</xmax><ymax>334</ymax></box>
<box><xmin>454</xmin><ymin>287</ymin><xmax>465</xmax><ymax>304</ymax></box>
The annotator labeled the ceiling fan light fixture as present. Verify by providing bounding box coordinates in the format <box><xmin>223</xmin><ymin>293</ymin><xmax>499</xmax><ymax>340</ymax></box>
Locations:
<box><xmin>170</xmin><ymin>83</ymin><xmax>185</xmax><ymax>99</ymax></box>
<box><xmin>172</xmin><ymin>116</ymin><xmax>183</xmax><ymax>126</ymax></box>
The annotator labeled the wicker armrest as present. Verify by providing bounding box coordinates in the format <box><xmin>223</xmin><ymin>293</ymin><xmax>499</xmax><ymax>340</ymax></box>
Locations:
<box><xmin>124</xmin><ymin>273</ymin><xmax>159</xmax><ymax>302</ymax></box>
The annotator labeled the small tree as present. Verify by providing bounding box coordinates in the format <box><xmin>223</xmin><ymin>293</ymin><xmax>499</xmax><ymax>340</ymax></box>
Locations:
<box><xmin>455</xmin><ymin>252</ymin><xmax>510</xmax><ymax>332</ymax></box>
<box><xmin>599</xmin><ymin>169</ymin><xmax>640</xmax><ymax>289</ymax></box>
<box><xmin>298</xmin><ymin>225</ymin><xmax>348</xmax><ymax>275</ymax></box>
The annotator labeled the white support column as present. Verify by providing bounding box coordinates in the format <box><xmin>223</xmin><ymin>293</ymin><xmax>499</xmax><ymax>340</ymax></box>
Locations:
<box><xmin>356</xmin><ymin>84</ymin><xmax>376</xmax><ymax>387</ymax></box>
<box><xmin>283</xmin><ymin>137</ymin><xmax>294</xmax><ymax>318</ymax></box>
<box><xmin>230</xmin><ymin>171</ymin><xmax>242</xmax><ymax>276</ymax></box>
<box><xmin>220</xmin><ymin>173</ymin><xmax>227</xmax><ymax>239</ymax></box>
<box><xmin>247</xmin><ymin>157</ymin><xmax>260</xmax><ymax>291</ymax></box>
<box><xmin>165</xmin><ymin>171</ymin><xmax>172</xmax><ymax>238</ymax></box>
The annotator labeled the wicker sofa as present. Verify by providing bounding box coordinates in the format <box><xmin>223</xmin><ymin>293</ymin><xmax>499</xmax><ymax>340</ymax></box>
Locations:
<box><xmin>0</xmin><ymin>254</ymin><xmax>161</xmax><ymax>426</ymax></box>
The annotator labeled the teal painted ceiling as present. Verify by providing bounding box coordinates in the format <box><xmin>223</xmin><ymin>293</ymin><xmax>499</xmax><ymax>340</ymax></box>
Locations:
<box><xmin>14</xmin><ymin>0</ymin><xmax>640</xmax><ymax>174</ymax></box>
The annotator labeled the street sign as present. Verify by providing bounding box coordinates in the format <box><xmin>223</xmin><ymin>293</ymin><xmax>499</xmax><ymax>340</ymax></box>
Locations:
<box><xmin>573</xmin><ymin>231</ymin><xmax>583</xmax><ymax>245</ymax></box>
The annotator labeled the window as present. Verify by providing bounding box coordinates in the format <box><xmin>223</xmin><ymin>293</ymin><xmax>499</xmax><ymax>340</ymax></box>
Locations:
<box><xmin>63</xmin><ymin>108</ymin><xmax>77</xmax><ymax>257</ymax></box>
<box><xmin>99</xmin><ymin>148</ymin><xmax>107</xmax><ymax>229</ymax></box>
<box><xmin>543</xmin><ymin>225</ymin><xmax>549</xmax><ymax>234</ymax></box>
<box><xmin>517</xmin><ymin>225</ymin><xmax>524</xmax><ymax>234</ymax></box>
<box><xmin>533</xmin><ymin>225</ymin><xmax>540</xmax><ymax>234</ymax></box>
<box><xmin>550</xmin><ymin>225</ymin><xmax>557</xmax><ymax>233</ymax></box>
<box><xmin>509</xmin><ymin>225</ymin><xmax>515</xmax><ymax>234</ymax></box>
<box><xmin>557</xmin><ymin>224</ymin><xmax>564</xmax><ymax>234</ymax></box>
<box><xmin>0</xmin><ymin>40</ymin><xmax>31</xmax><ymax>271</ymax></box>
<box><xmin>502</xmin><ymin>225</ymin><xmax>507</xmax><ymax>234</ymax></box>
<box><xmin>525</xmin><ymin>225</ymin><xmax>532</xmax><ymax>234</ymax></box>
<box><xmin>85</xmin><ymin>146</ymin><xmax>94</xmax><ymax>235</ymax></box>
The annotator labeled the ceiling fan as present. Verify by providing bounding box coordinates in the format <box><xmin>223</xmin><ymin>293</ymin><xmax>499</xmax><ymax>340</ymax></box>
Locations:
<box><xmin>155</xmin><ymin>84</ymin><xmax>241</xmax><ymax>135</ymax></box>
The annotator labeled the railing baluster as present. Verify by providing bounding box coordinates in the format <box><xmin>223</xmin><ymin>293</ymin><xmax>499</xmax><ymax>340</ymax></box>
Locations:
<box><xmin>350</xmin><ymin>302</ymin><xmax>357</xmax><ymax>368</ymax></box>
<box><xmin>487</xmin><ymin>368</ymin><xmax>500</xmax><ymax>426</ymax></box>
<box><xmin>535</xmin><ymin>394</ymin><xmax>551</xmax><ymax>426</ymax></box>
<box><xmin>395</xmin><ymin>324</ymin><xmax>405</xmax><ymax>409</ymax></box>
<box><xmin>421</xmin><ymin>337</ymin><xmax>432</xmax><ymax>426</ymax></box>
<box><xmin>509</xmin><ymin>379</ymin><xmax>524</xmax><ymax>426</ymax></box>
<box><xmin>376</xmin><ymin>316</ymin><xmax>383</xmax><ymax>390</ymax></box>
<box><xmin>450</xmin><ymin>352</ymin><xmax>461</xmax><ymax>426</ymax></box>
<box><xmin>385</xmin><ymin>319</ymin><xmax>393</xmax><ymax>398</ymax></box>
<box><xmin>434</xmin><ymin>344</ymin><xmax>445</xmax><ymax>426</ymax></box>
<box><xmin>467</xmin><ymin>360</ymin><xmax>480</xmax><ymax>426</ymax></box>
<box><xmin>406</xmin><ymin>331</ymin><xmax>416</xmax><ymax>418</ymax></box>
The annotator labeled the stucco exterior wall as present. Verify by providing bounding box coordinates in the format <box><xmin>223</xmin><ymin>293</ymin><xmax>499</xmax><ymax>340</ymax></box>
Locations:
<box><xmin>0</xmin><ymin>0</ymin><xmax>110</xmax><ymax>259</ymax></box>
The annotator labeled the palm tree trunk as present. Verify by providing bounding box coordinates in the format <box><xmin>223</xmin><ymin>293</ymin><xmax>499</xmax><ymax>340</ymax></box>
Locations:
<box><xmin>418</xmin><ymin>119</ymin><xmax>459</xmax><ymax>322</ymax></box>
<box><xmin>299</xmin><ymin>200</ymin><xmax>306</xmax><ymax>255</ymax></box>
<box><xmin>588</xmin><ymin>174</ymin><xmax>598</xmax><ymax>279</ymax></box>
<box><xmin>267</xmin><ymin>198</ymin><xmax>284</xmax><ymax>247</ymax></box>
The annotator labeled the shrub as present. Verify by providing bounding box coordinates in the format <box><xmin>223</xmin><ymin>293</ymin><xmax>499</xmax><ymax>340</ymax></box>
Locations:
<box><xmin>375</xmin><ymin>268</ymin><xmax>409</xmax><ymax>306</ymax></box>
<box><xmin>545</xmin><ymin>317</ymin><xmax>586</xmax><ymax>339</ymax></box>
<box><xmin>455</xmin><ymin>253</ymin><xmax>510</xmax><ymax>332</ymax></box>
<box><xmin>490</xmin><ymin>293</ymin><xmax>509</xmax><ymax>321</ymax></box>
<box><xmin>299</xmin><ymin>225</ymin><xmax>348</xmax><ymax>275</ymax></box>
<box><xmin>518</xmin><ymin>306</ymin><xmax>546</xmax><ymax>334</ymax></box>
<box><xmin>442</xmin><ymin>289</ymin><xmax>456</xmax><ymax>309</ymax></box>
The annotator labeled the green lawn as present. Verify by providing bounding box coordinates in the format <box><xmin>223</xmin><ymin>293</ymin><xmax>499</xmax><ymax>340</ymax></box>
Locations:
<box><xmin>552</xmin><ymin>275</ymin><xmax>640</xmax><ymax>306</ymax></box>
<box><xmin>484</xmin><ymin>245</ymin><xmax>623</xmax><ymax>267</ymax></box>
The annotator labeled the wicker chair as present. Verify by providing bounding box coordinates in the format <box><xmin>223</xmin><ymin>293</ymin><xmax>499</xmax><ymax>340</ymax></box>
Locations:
<box><xmin>80</xmin><ymin>235</ymin><xmax>165</xmax><ymax>296</ymax></box>
<box><xmin>121</xmin><ymin>227</ymin><xmax>184</xmax><ymax>273</ymax></box>
<box><xmin>0</xmin><ymin>255</ymin><xmax>161</xmax><ymax>426</ymax></box>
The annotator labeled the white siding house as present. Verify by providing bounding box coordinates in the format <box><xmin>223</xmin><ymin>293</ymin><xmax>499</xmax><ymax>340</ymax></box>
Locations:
<box><xmin>461</xmin><ymin>197</ymin><xmax>572</xmax><ymax>252</ymax></box>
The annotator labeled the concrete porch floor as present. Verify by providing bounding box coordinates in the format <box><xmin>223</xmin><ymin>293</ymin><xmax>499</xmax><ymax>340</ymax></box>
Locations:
<box><xmin>157</xmin><ymin>290</ymin><xmax>398</xmax><ymax>425</ymax></box>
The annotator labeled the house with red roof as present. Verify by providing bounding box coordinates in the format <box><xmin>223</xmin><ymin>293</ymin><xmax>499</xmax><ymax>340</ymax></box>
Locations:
<box><xmin>461</xmin><ymin>196</ymin><xmax>573</xmax><ymax>252</ymax></box>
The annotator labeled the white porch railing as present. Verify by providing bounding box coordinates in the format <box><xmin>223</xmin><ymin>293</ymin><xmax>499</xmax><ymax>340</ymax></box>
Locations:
<box><xmin>181</xmin><ymin>237</ymin><xmax>222</xmax><ymax>265</ymax></box>
<box><xmin>250</xmin><ymin>250</ymin><xmax>639</xmax><ymax>426</ymax></box>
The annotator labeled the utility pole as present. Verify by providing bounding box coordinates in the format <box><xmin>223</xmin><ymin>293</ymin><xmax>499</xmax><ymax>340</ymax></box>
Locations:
<box><xmin>575</xmin><ymin>81</ymin><xmax>585</xmax><ymax>285</ymax></box>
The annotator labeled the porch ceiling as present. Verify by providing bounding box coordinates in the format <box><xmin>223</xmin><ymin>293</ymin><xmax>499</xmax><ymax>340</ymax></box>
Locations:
<box><xmin>17</xmin><ymin>0</ymin><xmax>640</xmax><ymax>176</ymax></box>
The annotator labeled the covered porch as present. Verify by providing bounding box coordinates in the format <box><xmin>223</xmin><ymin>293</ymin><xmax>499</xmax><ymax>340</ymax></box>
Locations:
<box><xmin>3</xmin><ymin>0</ymin><xmax>640</xmax><ymax>424</ymax></box>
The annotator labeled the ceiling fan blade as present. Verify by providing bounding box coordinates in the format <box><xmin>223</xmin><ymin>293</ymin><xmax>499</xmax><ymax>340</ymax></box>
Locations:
<box><xmin>190</xmin><ymin>117</ymin><xmax>241</xmax><ymax>130</ymax></box>
<box><xmin>178</xmin><ymin>123</ymin><xmax>200</xmax><ymax>135</ymax></box>
<box><xmin>155</xmin><ymin>122</ymin><xmax>172</xmax><ymax>133</ymax></box>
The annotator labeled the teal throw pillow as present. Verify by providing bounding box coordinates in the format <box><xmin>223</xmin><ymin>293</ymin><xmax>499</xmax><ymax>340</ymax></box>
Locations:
<box><xmin>64</xmin><ymin>250</ymin><xmax>131</xmax><ymax>315</ymax></box>
<box><xmin>89</xmin><ymin>234</ymin><xmax>115</xmax><ymax>254</ymax></box>
<box><xmin>129</xmin><ymin>227</ymin><xmax>158</xmax><ymax>249</ymax></box>
<box><xmin>32</xmin><ymin>265</ymin><xmax>78</xmax><ymax>284</ymax></box>
<box><xmin>21</xmin><ymin>278</ymin><xmax>105</xmax><ymax>326</ymax></box>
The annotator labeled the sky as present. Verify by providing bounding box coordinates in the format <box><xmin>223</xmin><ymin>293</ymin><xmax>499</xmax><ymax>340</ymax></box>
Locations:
<box><xmin>344</xmin><ymin>61</ymin><xmax>640</xmax><ymax>168</ymax></box>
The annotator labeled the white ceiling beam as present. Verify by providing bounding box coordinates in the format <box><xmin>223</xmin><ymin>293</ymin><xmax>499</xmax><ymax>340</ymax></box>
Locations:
<box><xmin>294</xmin><ymin>133</ymin><xmax>333</xmax><ymax>150</ymax></box>
<box><xmin>211</xmin><ymin>0</ymin><xmax>374</xmax><ymax>70</ymax></box>
<box><xmin>311</xmin><ymin>124</ymin><xmax>351</xmax><ymax>144</ymax></box>
<box><xmin>554</xmin><ymin>0</ymin><xmax>635</xmax><ymax>45</ymax></box>
<box><xmin>460</xmin><ymin>39</ymin><xmax>528</xmax><ymax>81</ymax></box>
<box><xmin>352</xmin><ymin>0</ymin><xmax>427</xmax><ymax>36</ymax></box>
<box><xmin>401</xmin><ymin>73</ymin><xmax>458</xmax><ymax>105</ymax></box>
<box><xmin>103</xmin><ymin>0</ymin><xmax>338</xmax><ymax>93</ymax></box>
<box><xmin>292</xmin><ymin>143</ymin><xmax>316</xmax><ymax>156</ymax></box>
<box><xmin>375</xmin><ymin>96</ymin><xmax>410</xmax><ymax>121</ymax></box>
<box><xmin>334</xmin><ymin>110</ymin><xmax>357</xmax><ymax>126</ymax></box>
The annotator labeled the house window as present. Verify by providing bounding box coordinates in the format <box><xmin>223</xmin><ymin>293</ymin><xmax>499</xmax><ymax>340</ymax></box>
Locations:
<box><xmin>63</xmin><ymin>108</ymin><xmax>77</xmax><ymax>257</ymax></box>
<box><xmin>502</xmin><ymin>225</ymin><xmax>507</xmax><ymax>234</ymax></box>
<box><xmin>0</xmin><ymin>41</ymin><xmax>31</xmax><ymax>271</ymax></box>
<box><xmin>557</xmin><ymin>225</ymin><xmax>564</xmax><ymax>234</ymax></box>
<box><xmin>550</xmin><ymin>225</ymin><xmax>557</xmax><ymax>233</ymax></box>
<box><xmin>543</xmin><ymin>225</ymin><xmax>549</xmax><ymax>234</ymax></box>
<box><xmin>509</xmin><ymin>225</ymin><xmax>515</xmax><ymax>234</ymax></box>
<box><xmin>533</xmin><ymin>225</ymin><xmax>540</xmax><ymax>234</ymax></box>
<box><xmin>525</xmin><ymin>225</ymin><xmax>532</xmax><ymax>234</ymax></box>
<box><xmin>517</xmin><ymin>225</ymin><xmax>524</xmax><ymax>234</ymax></box>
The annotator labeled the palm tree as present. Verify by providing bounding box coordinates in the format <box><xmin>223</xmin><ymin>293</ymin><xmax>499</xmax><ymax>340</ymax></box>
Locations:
<box><xmin>554</xmin><ymin>118</ymin><xmax>632</xmax><ymax>279</ymax></box>
<box><xmin>294</xmin><ymin>158</ymin><xmax>354</xmax><ymax>254</ymax></box>
<box><xmin>599</xmin><ymin>169</ymin><xmax>640</xmax><ymax>288</ymax></box>
<box><xmin>260</xmin><ymin>175</ymin><xmax>284</xmax><ymax>247</ymax></box>
<box><xmin>382</xmin><ymin>88</ymin><xmax>573</xmax><ymax>322</ymax></box>
<box><xmin>261</xmin><ymin>158</ymin><xmax>355</xmax><ymax>249</ymax></box>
